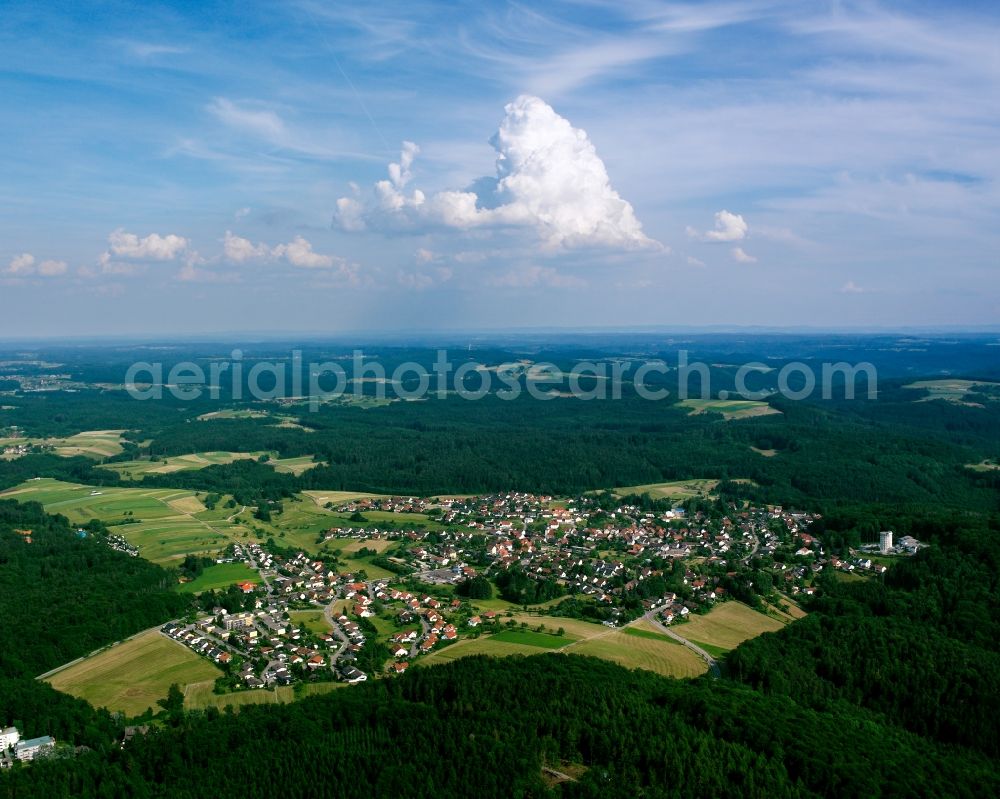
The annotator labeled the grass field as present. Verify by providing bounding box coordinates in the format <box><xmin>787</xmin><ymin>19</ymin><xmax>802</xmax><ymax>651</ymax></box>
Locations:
<box><xmin>177</xmin><ymin>562</ymin><xmax>260</xmax><ymax>593</ymax></box>
<box><xmin>106</xmin><ymin>451</ymin><xmax>265</xmax><ymax>479</ymax></box>
<box><xmin>612</xmin><ymin>478</ymin><xmax>718</xmax><ymax>500</ymax></box>
<box><xmin>289</xmin><ymin>610</ymin><xmax>333</xmax><ymax>635</ymax></box>
<box><xmin>0</xmin><ymin>478</ymin><xmax>409</xmax><ymax>565</ymax></box>
<box><xmin>47</xmin><ymin>630</ymin><xmax>221</xmax><ymax>717</ymax></box>
<box><xmin>685</xmin><ymin>639</ymin><xmax>729</xmax><ymax>658</ymax></box>
<box><xmin>904</xmin><ymin>379</ymin><xmax>1000</xmax><ymax>404</ymax></box>
<box><xmin>269</xmin><ymin>455</ymin><xmax>323</xmax><ymax>475</ymax></box>
<box><xmin>678</xmin><ymin>399</ymin><xmax>781</xmax><ymax>420</ymax></box>
<box><xmin>337</xmin><ymin>538</ymin><xmax>393</xmax><ymax>555</ymax></box>
<box><xmin>421</xmin><ymin>614</ymin><xmax>708</xmax><ymax>679</ymax></box>
<box><xmin>490</xmin><ymin>629</ymin><xmax>572</xmax><ymax>648</ymax></box>
<box><xmin>566</xmin><ymin>630</ymin><xmax>707</xmax><ymax>678</ymax></box>
<box><xmin>302</xmin><ymin>490</ymin><xmax>387</xmax><ymax>505</ymax></box>
<box><xmin>0</xmin><ymin>479</ymin><xmax>240</xmax><ymax>564</ymax></box>
<box><xmin>182</xmin><ymin>680</ymin><xmax>345</xmax><ymax>711</ymax></box>
<box><xmin>833</xmin><ymin>571</ymin><xmax>869</xmax><ymax>583</ymax></box>
<box><xmin>675</xmin><ymin>602</ymin><xmax>784</xmax><ymax>652</ymax></box>
<box><xmin>624</xmin><ymin>626</ymin><xmax>673</xmax><ymax>642</ymax></box>
<box><xmin>106</xmin><ymin>451</ymin><xmax>323</xmax><ymax>480</ymax></box>
<box><xmin>417</xmin><ymin>637</ymin><xmax>557</xmax><ymax>665</ymax></box>
<box><xmin>1</xmin><ymin>430</ymin><xmax>125</xmax><ymax>460</ymax></box>
<box><xmin>762</xmin><ymin>600</ymin><xmax>807</xmax><ymax>624</ymax></box>
<box><xmin>773</xmin><ymin>593</ymin><xmax>808</xmax><ymax>619</ymax></box>
<box><xmin>196</xmin><ymin>409</ymin><xmax>270</xmax><ymax>421</ymax></box>
<box><xmin>339</xmin><ymin>556</ymin><xmax>396</xmax><ymax>580</ymax></box>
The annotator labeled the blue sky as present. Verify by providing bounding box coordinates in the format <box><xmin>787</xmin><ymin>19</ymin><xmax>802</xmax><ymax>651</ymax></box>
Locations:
<box><xmin>1</xmin><ymin>0</ymin><xmax>999</xmax><ymax>336</ymax></box>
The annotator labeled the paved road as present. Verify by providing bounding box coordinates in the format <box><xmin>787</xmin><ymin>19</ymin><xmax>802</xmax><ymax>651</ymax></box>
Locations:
<box><xmin>740</xmin><ymin>530</ymin><xmax>760</xmax><ymax>565</ymax></box>
<box><xmin>323</xmin><ymin>598</ymin><xmax>351</xmax><ymax>670</ymax></box>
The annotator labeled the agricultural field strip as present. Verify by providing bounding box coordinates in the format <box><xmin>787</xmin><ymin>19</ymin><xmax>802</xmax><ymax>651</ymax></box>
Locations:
<box><xmin>44</xmin><ymin>629</ymin><xmax>222</xmax><ymax>717</ymax></box>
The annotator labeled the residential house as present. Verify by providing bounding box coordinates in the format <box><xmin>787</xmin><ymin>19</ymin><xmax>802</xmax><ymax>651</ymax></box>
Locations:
<box><xmin>15</xmin><ymin>736</ymin><xmax>55</xmax><ymax>761</ymax></box>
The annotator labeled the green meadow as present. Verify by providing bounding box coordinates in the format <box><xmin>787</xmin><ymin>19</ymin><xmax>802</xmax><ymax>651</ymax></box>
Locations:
<box><xmin>178</xmin><ymin>562</ymin><xmax>261</xmax><ymax>593</ymax></box>
<box><xmin>678</xmin><ymin>399</ymin><xmax>781</xmax><ymax>420</ymax></box>
<box><xmin>106</xmin><ymin>450</ymin><xmax>323</xmax><ymax>480</ymax></box>
<box><xmin>0</xmin><ymin>479</ymin><xmax>243</xmax><ymax>564</ymax></box>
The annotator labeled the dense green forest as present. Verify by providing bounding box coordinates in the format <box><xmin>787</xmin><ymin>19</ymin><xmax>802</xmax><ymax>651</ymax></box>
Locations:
<box><xmin>0</xmin><ymin>501</ymin><xmax>190</xmax><ymax>677</ymax></box>
<box><xmin>2</xmin><ymin>338</ymin><xmax>999</xmax><ymax>504</ymax></box>
<box><xmin>3</xmin><ymin>654</ymin><xmax>998</xmax><ymax>798</ymax></box>
<box><xmin>0</xmin><ymin>502</ymin><xmax>192</xmax><ymax>759</ymax></box>
<box><xmin>2</xmin><ymin>339</ymin><xmax>1000</xmax><ymax>796</ymax></box>
<box><xmin>3</xmin><ymin>383</ymin><xmax>999</xmax><ymax>509</ymax></box>
<box><xmin>730</xmin><ymin>518</ymin><xmax>1000</xmax><ymax>757</ymax></box>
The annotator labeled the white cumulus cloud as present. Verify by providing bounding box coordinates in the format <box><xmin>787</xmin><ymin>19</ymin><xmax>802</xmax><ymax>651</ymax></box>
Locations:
<box><xmin>223</xmin><ymin>231</ymin><xmax>271</xmax><ymax>263</ymax></box>
<box><xmin>223</xmin><ymin>231</ymin><xmax>344</xmax><ymax>270</ymax></box>
<box><xmin>731</xmin><ymin>246</ymin><xmax>757</xmax><ymax>263</ymax></box>
<box><xmin>272</xmin><ymin>236</ymin><xmax>336</xmax><ymax>269</ymax></box>
<box><xmin>107</xmin><ymin>228</ymin><xmax>189</xmax><ymax>261</ymax></box>
<box><xmin>687</xmin><ymin>210</ymin><xmax>749</xmax><ymax>242</ymax></box>
<box><xmin>335</xmin><ymin>95</ymin><xmax>656</xmax><ymax>250</ymax></box>
<box><xmin>3</xmin><ymin>253</ymin><xmax>69</xmax><ymax>278</ymax></box>
<box><xmin>5</xmin><ymin>253</ymin><xmax>36</xmax><ymax>275</ymax></box>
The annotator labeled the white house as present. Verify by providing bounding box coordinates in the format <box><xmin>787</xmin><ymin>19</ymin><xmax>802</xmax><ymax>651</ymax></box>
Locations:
<box><xmin>15</xmin><ymin>736</ymin><xmax>54</xmax><ymax>761</ymax></box>
<box><xmin>0</xmin><ymin>727</ymin><xmax>19</xmax><ymax>751</ymax></box>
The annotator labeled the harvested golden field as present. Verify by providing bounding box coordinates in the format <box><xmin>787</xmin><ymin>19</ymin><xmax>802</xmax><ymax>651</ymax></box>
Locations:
<box><xmin>47</xmin><ymin>630</ymin><xmax>221</xmax><ymax>717</ymax></box>
<box><xmin>677</xmin><ymin>602</ymin><xmax>785</xmax><ymax>652</ymax></box>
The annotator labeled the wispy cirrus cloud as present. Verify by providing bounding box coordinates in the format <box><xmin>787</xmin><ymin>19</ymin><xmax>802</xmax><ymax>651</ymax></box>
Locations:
<box><xmin>489</xmin><ymin>265</ymin><xmax>586</xmax><ymax>289</ymax></box>
<box><xmin>207</xmin><ymin>98</ymin><xmax>286</xmax><ymax>140</ymax></box>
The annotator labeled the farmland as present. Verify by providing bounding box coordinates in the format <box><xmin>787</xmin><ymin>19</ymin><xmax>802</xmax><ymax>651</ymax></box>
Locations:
<box><xmin>184</xmin><ymin>681</ymin><xmax>347</xmax><ymax>710</ymax></box>
<box><xmin>418</xmin><ymin>615</ymin><xmax>708</xmax><ymax>679</ymax></box>
<box><xmin>106</xmin><ymin>451</ymin><xmax>323</xmax><ymax>480</ymax></box>
<box><xmin>0</xmin><ymin>477</ymin><xmax>451</xmax><ymax>570</ymax></box>
<box><xmin>417</xmin><ymin>637</ymin><xmax>562</xmax><ymax>666</ymax></box>
<box><xmin>269</xmin><ymin>455</ymin><xmax>323</xmax><ymax>475</ymax></box>
<box><xmin>566</xmin><ymin>629</ymin><xmax>707</xmax><ymax>678</ymax></box>
<box><xmin>0</xmin><ymin>478</ymin><xmax>240</xmax><ymax>564</ymax></box>
<box><xmin>302</xmin><ymin>490</ymin><xmax>387</xmax><ymax>506</ymax></box>
<box><xmin>678</xmin><ymin>398</ymin><xmax>782</xmax><ymax>420</ymax></box>
<box><xmin>675</xmin><ymin>602</ymin><xmax>785</xmax><ymax>653</ymax></box>
<box><xmin>184</xmin><ymin>681</ymin><xmax>346</xmax><ymax>711</ymax></box>
<box><xmin>184</xmin><ymin>682</ymin><xmax>293</xmax><ymax>710</ymax></box>
<box><xmin>904</xmin><ymin>379</ymin><xmax>1000</xmax><ymax>404</ymax></box>
<box><xmin>612</xmin><ymin>478</ymin><xmax>718</xmax><ymax>500</ymax></box>
<box><xmin>0</xmin><ymin>429</ymin><xmax>125</xmax><ymax>460</ymax></box>
<box><xmin>46</xmin><ymin>630</ymin><xmax>221</xmax><ymax>717</ymax></box>
<box><xmin>490</xmin><ymin>629</ymin><xmax>573</xmax><ymax>649</ymax></box>
<box><xmin>0</xmin><ymin>478</ymin><xmax>388</xmax><ymax>565</ymax></box>
<box><xmin>105</xmin><ymin>451</ymin><xmax>266</xmax><ymax>479</ymax></box>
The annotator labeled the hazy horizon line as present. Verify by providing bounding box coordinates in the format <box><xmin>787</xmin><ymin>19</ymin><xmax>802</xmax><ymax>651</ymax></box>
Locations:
<box><xmin>2</xmin><ymin>322</ymin><xmax>1000</xmax><ymax>347</ymax></box>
